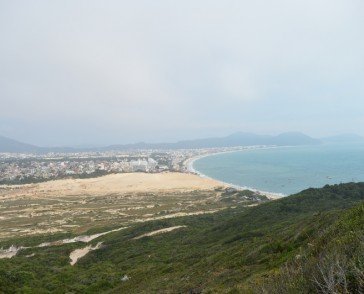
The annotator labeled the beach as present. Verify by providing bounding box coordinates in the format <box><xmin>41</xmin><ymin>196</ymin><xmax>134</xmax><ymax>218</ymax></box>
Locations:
<box><xmin>185</xmin><ymin>151</ymin><xmax>283</xmax><ymax>199</ymax></box>
<box><xmin>188</xmin><ymin>143</ymin><xmax>364</xmax><ymax>196</ymax></box>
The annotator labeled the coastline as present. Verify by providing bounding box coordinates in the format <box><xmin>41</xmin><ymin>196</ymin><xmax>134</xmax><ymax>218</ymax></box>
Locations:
<box><xmin>185</xmin><ymin>148</ymin><xmax>285</xmax><ymax>200</ymax></box>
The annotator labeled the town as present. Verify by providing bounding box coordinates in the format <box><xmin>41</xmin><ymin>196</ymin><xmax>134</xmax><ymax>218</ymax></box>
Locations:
<box><xmin>0</xmin><ymin>146</ymin><xmax>258</xmax><ymax>184</ymax></box>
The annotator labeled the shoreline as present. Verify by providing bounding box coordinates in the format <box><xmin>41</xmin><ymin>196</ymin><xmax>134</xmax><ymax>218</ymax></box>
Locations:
<box><xmin>185</xmin><ymin>148</ymin><xmax>285</xmax><ymax>199</ymax></box>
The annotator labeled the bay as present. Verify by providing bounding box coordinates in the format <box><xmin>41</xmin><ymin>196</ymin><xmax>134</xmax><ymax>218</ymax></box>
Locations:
<box><xmin>193</xmin><ymin>143</ymin><xmax>364</xmax><ymax>195</ymax></box>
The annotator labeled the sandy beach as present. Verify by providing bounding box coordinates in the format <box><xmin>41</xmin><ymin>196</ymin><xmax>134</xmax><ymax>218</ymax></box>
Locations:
<box><xmin>185</xmin><ymin>152</ymin><xmax>283</xmax><ymax>199</ymax></box>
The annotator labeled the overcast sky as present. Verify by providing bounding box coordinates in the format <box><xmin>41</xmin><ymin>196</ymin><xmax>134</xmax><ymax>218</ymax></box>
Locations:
<box><xmin>1</xmin><ymin>1</ymin><xmax>363</xmax><ymax>146</ymax></box>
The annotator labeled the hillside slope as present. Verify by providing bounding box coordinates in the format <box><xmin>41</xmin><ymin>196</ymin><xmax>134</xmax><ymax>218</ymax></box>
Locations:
<box><xmin>0</xmin><ymin>135</ymin><xmax>39</xmax><ymax>153</ymax></box>
<box><xmin>0</xmin><ymin>183</ymin><xmax>363</xmax><ymax>293</ymax></box>
<box><xmin>253</xmin><ymin>202</ymin><xmax>364</xmax><ymax>293</ymax></box>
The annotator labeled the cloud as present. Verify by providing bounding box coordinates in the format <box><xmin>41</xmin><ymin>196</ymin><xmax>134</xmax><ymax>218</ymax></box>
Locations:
<box><xmin>0</xmin><ymin>0</ymin><xmax>363</xmax><ymax>145</ymax></box>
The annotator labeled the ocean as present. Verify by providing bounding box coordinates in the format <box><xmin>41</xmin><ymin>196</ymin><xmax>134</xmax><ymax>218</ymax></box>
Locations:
<box><xmin>192</xmin><ymin>143</ymin><xmax>364</xmax><ymax>196</ymax></box>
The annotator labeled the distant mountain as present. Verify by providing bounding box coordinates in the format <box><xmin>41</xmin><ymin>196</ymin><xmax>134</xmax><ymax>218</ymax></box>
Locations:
<box><xmin>269</xmin><ymin>132</ymin><xmax>322</xmax><ymax>146</ymax></box>
<box><xmin>0</xmin><ymin>136</ymin><xmax>80</xmax><ymax>154</ymax></box>
<box><xmin>0</xmin><ymin>135</ymin><xmax>40</xmax><ymax>153</ymax></box>
<box><xmin>0</xmin><ymin>132</ymin><xmax>321</xmax><ymax>153</ymax></box>
<box><xmin>322</xmin><ymin>133</ymin><xmax>364</xmax><ymax>143</ymax></box>
<box><xmin>102</xmin><ymin>132</ymin><xmax>321</xmax><ymax>151</ymax></box>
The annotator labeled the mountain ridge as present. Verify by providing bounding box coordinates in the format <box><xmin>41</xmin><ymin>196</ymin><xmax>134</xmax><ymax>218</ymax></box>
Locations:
<box><xmin>0</xmin><ymin>132</ymin><xmax>322</xmax><ymax>153</ymax></box>
<box><xmin>0</xmin><ymin>135</ymin><xmax>39</xmax><ymax>153</ymax></box>
<box><xmin>322</xmin><ymin>133</ymin><xmax>364</xmax><ymax>143</ymax></box>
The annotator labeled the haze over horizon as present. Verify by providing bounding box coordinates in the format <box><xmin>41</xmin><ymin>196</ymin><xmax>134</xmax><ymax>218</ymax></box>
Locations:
<box><xmin>1</xmin><ymin>1</ymin><xmax>364</xmax><ymax>146</ymax></box>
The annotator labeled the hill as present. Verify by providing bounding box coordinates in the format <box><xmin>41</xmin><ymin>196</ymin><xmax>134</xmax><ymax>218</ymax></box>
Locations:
<box><xmin>0</xmin><ymin>183</ymin><xmax>363</xmax><ymax>293</ymax></box>
<box><xmin>0</xmin><ymin>135</ymin><xmax>40</xmax><ymax>153</ymax></box>
<box><xmin>0</xmin><ymin>132</ymin><xmax>321</xmax><ymax>153</ymax></box>
<box><xmin>322</xmin><ymin>133</ymin><xmax>364</xmax><ymax>143</ymax></box>
<box><xmin>102</xmin><ymin>132</ymin><xmax>321</xmax><ymax>151</ymax></box>
<box><xmin>0</xmin><ymin>136</ymin><xmax>80</xmax><ymax>154</ymax></box>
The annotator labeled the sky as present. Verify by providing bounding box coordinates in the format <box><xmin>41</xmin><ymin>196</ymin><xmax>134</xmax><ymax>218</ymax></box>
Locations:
<box><xmin>0</xmin><ymin>0</ymin><xmax>363</xmax><ymax>146</ymax></box>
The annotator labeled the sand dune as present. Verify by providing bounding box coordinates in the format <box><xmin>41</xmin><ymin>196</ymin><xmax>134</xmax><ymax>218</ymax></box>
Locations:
<box><xmin>0</xmin><ymin>172</ymin><xmax>224</xmax><ymax>199</ymax></box>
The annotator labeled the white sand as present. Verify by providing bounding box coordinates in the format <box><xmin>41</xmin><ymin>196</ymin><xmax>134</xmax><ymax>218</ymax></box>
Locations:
<box><xmin>133</xmin><ymin>209</ymin><xmax>223</xmax><ymax>223</ymax></box>
<box><xmin>37</xmin><ymin>227</ymin><xmax>127</xmax><ymax>247</ymax></box>
<box><xmin>1</xmin><ymin>172</ymin><xmax>223</xmax><ymax>199</ymax></box>
<box><xmin>70</xmin><ymin>242</ymin><xmax>103</xmax><ymax>265</ymax></box>
<box><xmin>0</xmin><ymin>245</ymin><xmax>22</xmax><ymax>259</ymax></box>
<box><xmin>134</xmin><ymin>225</ymin><xmax>187</xmax><ymax>240</ymax></box>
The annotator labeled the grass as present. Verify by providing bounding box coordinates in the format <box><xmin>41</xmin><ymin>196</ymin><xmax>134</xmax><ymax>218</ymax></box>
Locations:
<box><xmin>0</xmin><ymin>183</ymin><xmax>363</xmax><ymax>293</ymax></box>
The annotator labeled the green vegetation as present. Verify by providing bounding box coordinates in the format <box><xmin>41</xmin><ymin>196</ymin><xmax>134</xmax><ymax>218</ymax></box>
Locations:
<box><xmin>253</xmin><ymin>203</ymin><xmax>364</xmax><ymax>293</ymax></box>
<box><xmin>0</xmin><ymin>183</ymin><xmax>363</xmax><ymax>293</ymax></box>
<box><xmin>0</xmin><ymin>170</ymin><xmax>111</xmax><ymax>185</ymax></box>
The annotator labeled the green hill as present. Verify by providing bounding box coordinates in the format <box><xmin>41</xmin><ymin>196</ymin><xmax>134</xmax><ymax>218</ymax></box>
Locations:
<box><xmin>0</xmin><ymin>183</ymin><xmax>363</xmax><ymax>293</ymax></box>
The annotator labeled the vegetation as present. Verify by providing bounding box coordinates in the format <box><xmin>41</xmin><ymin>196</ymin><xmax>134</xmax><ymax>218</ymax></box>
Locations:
<box><xmin>0</xmin><ymin>183</ymin><xmax>363</xmax><ymax>293</ymax></box>
<box><xmin>252</xmin><ymin>203</ymin><xmax>364</xmax><ymax>293</ymax></box>
<box><xmin>0</xmin><ymin>170</ymin><xmax>111</xmax><ymax>185</ymax></box>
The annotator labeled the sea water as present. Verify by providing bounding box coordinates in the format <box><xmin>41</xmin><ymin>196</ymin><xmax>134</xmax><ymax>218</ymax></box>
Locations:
<box><xmin>193</xmin><ymin>143</ymin><xmax>364</xmax><ymax>195</ymax></box>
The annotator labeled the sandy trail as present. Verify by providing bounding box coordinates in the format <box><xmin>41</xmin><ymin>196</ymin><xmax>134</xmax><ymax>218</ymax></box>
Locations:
<box><xmin>134</xmin><ymin>225</ymin><xmax>187</xmax><ymax>239</ymax></box>
<box><xmin>70</xmin><ymin>242</ymin><xmax>103</xmax><ymax>265</ymax></box>
<box><xmin>0</xmin><ymin>227</ymin><xmax>127</xmax><ymax>259</ymax></box>
<box><xmin>37</xmin><ymin>227</ymin><xmax>127</xmax><ymax>248</ymax></box>
<box><xmin>0</xmin><ymin>245</ymin><xmax>23</xmax><ymax>259</ymax></box>
<box><xmin>133</xmin><ymin>209</ymin><xmax>223</xmax><ymax>223</ymax></box>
